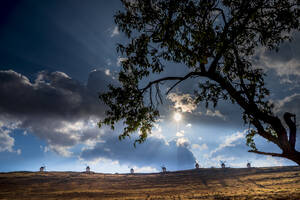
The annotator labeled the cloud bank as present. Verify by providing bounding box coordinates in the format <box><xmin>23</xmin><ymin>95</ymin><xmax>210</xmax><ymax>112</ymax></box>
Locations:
<box><xmin>0</xmin><ymin>69</ymin><xmax>196</xmax><ymax>170</ymax></box>
<box><xmin>81</xmin><ymin>128</ymin><xmax>195</xmax><ymax>170</ymax></box>
<box><xmin>0</xmin><ymin>70</ymin><xmax>106</xmax><ymax>151</ymax></box>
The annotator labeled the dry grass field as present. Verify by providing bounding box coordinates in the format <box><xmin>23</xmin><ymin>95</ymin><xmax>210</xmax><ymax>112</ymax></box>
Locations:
<box><xmin>0</xmin><ymin>166</ymin><xmax>299</xmax><ymax>200</ymax></box>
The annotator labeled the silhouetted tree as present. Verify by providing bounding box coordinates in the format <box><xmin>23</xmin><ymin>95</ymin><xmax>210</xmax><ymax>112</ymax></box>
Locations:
<box><xmin>99</xmin><ymin>0</ymin><xmax>300</xmax><ymax>165</ymax></box>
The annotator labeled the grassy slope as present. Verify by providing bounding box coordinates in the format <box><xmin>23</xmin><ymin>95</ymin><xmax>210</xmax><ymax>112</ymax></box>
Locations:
<box><xmin>0</xmin><ymin>166</ymin><xmax>299</xmax><ymax>200</ymax></box>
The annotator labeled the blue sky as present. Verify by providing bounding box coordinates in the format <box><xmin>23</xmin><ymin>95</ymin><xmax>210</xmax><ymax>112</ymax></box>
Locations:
<box><xmin>0</xmin><ymin>0</ymin><xmax>299</xmax><ymax>173</ymax></box>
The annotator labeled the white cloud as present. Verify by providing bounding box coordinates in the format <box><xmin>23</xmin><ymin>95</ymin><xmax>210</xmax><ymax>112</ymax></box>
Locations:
<box><xmin>117</xmin><ymin>57</ymin><xmax>128</xmax><ymax>67</ymax></box>
<box><xmin>0</xmin><ymin>118</ymin><xmax>21</xmax><ymax>130</ymax></box>
<box><xmin>230</xmin><ymin>156</ymin><xmax>285</xmax><ymax>168</ymax></box>
<box><xmin>192</xmin><ymin>143</ymin><xmax>208</xmax><ymax>150</ymax></box>
<box><xmin>186</xmin><ymin>123</ymin><xmax>192</xmax><ymax>128</ymax></box>
<box><xmin>250</xmin><ymin>32</ymin><xmax>300</xmax><ymax>85</ymax></box>
<box><xmin>254</xmin><ymin>156</ymin><xmax>285</xmax><ymax>167</ymax></box>
<box><xmin>167</xmin><ymin>93</ymin><xmax>197</xmax><ymax>113</ymax></box>
<box><xmin>47</xmin><ymin>145</ymin><xmax>73</xmax><ymax>157</ymax></box>
<box><xmin>230</xmin><ymin>157</ymin><xmax>280</xmax><ymax>168</ymax></box>
<box><xmin>78</xmin><ymin>157</ymin><xmax>159</xmax><ymax>174</ymax></box>
<box><xmin>0</xmin><ymin>122</ymin><xmax>21</xmax><ymax>154</ymax></box>
<box><xmin>16</xmin><ymin>149</ymin><xmax>21</xmax><ymax>155</ymax></box>
<box><xmin>206</xmin><ymin>109</ymin><xmax>226</xmax><ymax>120</ymax></box>
<box><xmin>176</xmin><ymin>130</ymin><xmax>185</xmax><ymax>137</ymax></box>
<box><xmin>254</xmin><ymin>34</ymin><xmax>300</xmax><ymax>80</ymax></box>
<box><xmin>210</xmin><ymin>130</ymin><xmax>246</xmax><ymax>157</ymax></box>
<box><xmin>176</xmin><ymin>137</ymin><xmax>190</xmax><ymax>147</ymax></box>
<box><xmin>41</xmin><ymin>145</ymin><xmax>50</xmax><ymax>153</ymax></box>
<box><xmin>105</xmin><ymin>69</ymin><xmax>111</xmax><ymax>76</ymax></box>
<box><xmin>54</xmin><ymin>120</ymin><xmax>85</xmax><ymax>134</ymax></box>
<box><xmin>110</xmin><ymin>26</ymin><xmax>119</xmax><ymax>37</ymax></box>
<box><xmin>274</xmin><ymin>93</ymin><xmax>300</xmax><ymax>114</ymax></box>
<box><xmin>150</xmin><ymin>123</ymin><xmax>166</xmax><ymax>141</ymax></box>
<box><xmin>130</xmin><ymin>166</ymin><xmax>159</xmax><ymax>173</ymax></box>
<box><xmin>83</xmin><ymin>139</ymin><xmax>100</xmax><ymax>149</ymax></box>
<box><xmin>273</xmin><ymin>93</ymin><xmax>300</xmax><ymax>127</ymax></box>
<box><xmin>0</xmin><ymin>128</ymin><xmax>14</xmax><ymax>152</ymax></box>
<box><xmin>259</xmin><ymin>51</ymin><xmax>300</xmax><ymax>77</ymax></box>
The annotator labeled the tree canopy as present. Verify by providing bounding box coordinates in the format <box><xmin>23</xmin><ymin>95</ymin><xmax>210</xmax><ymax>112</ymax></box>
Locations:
<box><xmin>99</xmin><ymin>0</ymin><xmax>300</xmax><ymax>165</ymax></box>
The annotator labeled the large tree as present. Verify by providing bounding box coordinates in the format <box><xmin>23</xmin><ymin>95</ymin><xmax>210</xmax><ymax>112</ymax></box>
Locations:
<box><xmin>99</xmin><ymin>0</ymin><xmax>300</xmax><ymax>165</ymax></box>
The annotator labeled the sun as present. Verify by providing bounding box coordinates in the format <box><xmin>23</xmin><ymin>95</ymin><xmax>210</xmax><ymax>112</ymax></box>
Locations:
<box><xmin>173</xmin><ymin>112</ymin><xmax>182</xmax><ymax>122</ymax></box>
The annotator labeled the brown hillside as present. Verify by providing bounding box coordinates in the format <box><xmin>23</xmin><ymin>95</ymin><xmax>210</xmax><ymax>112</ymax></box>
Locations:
<box><xmin>0</xmin><ymin>166</ymin><xmax>299</xmax><ymax>200</ymax></box>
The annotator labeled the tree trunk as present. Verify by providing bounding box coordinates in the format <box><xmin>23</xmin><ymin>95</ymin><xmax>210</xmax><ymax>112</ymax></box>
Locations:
<box><xmin>249</xmin><ymin>112</ymin><xmax>299</xmax><ymax>165</ymax></box>
<box><xmin>285</xmin><ymin>151</ymin><xmax>300</xmax><ymax>166</ymax></box>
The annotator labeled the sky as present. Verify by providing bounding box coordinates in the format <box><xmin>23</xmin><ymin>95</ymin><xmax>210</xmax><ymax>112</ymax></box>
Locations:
<box><xmin>0</xmin><ymin>0</ymin><xmax>299</xmax><ymax>173</ymax></box>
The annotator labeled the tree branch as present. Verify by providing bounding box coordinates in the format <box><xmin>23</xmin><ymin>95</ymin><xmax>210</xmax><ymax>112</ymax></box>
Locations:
<box><xmin>166</xmin><ymin>79</ymin><xmax>186</xmax><ymax>95</ymax></box>
<box><xmin>284</xmin><ymin>112</ymin><xmax>296</xmax><ymax>150</ymax></box>
<box><xmin>140</xmin><ymin>71</ymin><xmax>206</xmax><ymax>94</ymax></box>
<box><xmin>209</xmin><ymin>71</ymin><xmax>289</xmax><ymax>150</ymax></box>
<box><xmin>207</xmin><ymin>10</ymin><xmax>237</xmax><ymax>74</ymax></box>
<box><xmin>251</xmin><ymin>118</ymin><xmax>279</xmax><ymax>146</ymax></box>
<box><xmin>233</xmin><ymin>47</ymin><xmax>254</xmax><ymax>103</ymax></box>
<box><xmin>212</xmin><ymin>8</ymin><xmax>227</xmax><ymax>25</ymax></box>
<box><xmin>248</xmin><ymin>150</ymin><xmax>284</xmax><ymax>157</ymax></box>
<box><xmin>141</xmin><ymin>76</ymin><xmax>184</xmax><ymax>93</ymax></box>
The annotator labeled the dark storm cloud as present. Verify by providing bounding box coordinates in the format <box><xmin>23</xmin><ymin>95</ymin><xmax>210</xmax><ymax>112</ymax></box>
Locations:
<box><xmin>80</xmin><ymin>129</ymin><xmax>196</xmax><ymax>170</ymax></box>
<box><xmin>0</xmin><ymin>69</ymin><xmax>111</xmax><ymax>149</ymax></box>
<box><xmin>0</xmin><ymin>70</ymin><xmax>100</xmax><ymax>118</ymax></box>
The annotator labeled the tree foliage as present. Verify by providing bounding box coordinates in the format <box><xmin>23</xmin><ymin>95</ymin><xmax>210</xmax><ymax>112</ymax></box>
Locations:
<box><xmin>99</xmin><ymin>0</ymin><xmax>300</xmax><ymax>164</ymax></box>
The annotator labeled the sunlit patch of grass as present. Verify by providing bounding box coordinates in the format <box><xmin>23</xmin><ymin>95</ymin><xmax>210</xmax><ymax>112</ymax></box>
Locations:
<box><xmin>0</xmin><ymin>167</ymin><xmax>299</xmax><ymax>199</ymax></box>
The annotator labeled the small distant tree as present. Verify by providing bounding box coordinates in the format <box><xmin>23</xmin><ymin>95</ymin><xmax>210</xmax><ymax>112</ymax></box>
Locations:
<box><xmin>99</xmin><ymin>0</ymin><xmax>300</xmax><ymax>165</ymax></box>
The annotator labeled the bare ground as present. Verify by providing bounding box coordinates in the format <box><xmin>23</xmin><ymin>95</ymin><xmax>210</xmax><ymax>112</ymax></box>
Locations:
<box><xmin>0</xmin><ymin>166</ymin><xmax>300</xmax><ymax>199</ymax></box>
